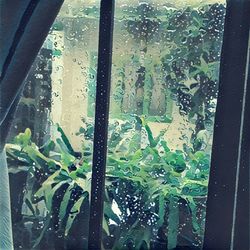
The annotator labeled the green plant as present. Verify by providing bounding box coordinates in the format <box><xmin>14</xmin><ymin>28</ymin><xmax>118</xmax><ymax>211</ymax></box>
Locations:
<box><xmin>109</xmin><ymin>3</ymin><xmax>225</xmax><ymax>151</ymax></box>
<box><xmin>6</xmin><ymin>126</ymin><xmax>91</xmax><ymax>248</ymax></box>
<box><xmin>6</xmin><ymin>115</ymin><xmax>210</xmax><ymax>249</ymax></box>
<box><xmin>159</xmin><ymin>4</ymin><xmax>225</xmax><ymax>150</ymax></box>
<box><xmin>103</xmin><ymin>116</ymin><xmax>209</xmax><ymax>249</ymax></box>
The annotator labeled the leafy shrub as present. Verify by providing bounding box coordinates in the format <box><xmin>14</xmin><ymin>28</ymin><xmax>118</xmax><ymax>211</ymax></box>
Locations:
<box><xmin>6</xmin><ymin>116</ymin><xmax>210</xmax><ymax>249</ymax></box>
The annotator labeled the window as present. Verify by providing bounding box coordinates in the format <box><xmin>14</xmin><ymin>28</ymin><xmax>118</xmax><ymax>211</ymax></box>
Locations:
<box><xmin>2</xmin><ymin>0</ymin><xmax>249</xmax><ymax>250</ymax></box>
<box><xmin>102</xmin><ymin>1</ymin><xmax>226</xmax><ymax>249</ymax></box>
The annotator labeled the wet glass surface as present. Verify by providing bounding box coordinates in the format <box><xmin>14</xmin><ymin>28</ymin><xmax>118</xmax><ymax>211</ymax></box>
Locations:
<box><xmin>103</xmin><ymin>1</ymin><xmax>226</xmax><ymax>249</ymax></box>
<box><xmin>5</xmin><ymin>0</ymin><xmax>226</xmax><ymax>249</ymax></box>
<box><xmin>6</xmin><ymin>1</ymin><xmax>100</xmax><ymax>249</ymax></box>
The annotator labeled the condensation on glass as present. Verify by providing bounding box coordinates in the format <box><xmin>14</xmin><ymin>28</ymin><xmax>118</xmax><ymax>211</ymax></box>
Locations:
<box><xmin>6</xmin><ymin>1</ymin><xmax>100</xmax><ymax>249</ymax></box>
<box><xmin>103</xmin><ymin>1</ymin><xmax>226</xmax><ymax>249</ymax></box>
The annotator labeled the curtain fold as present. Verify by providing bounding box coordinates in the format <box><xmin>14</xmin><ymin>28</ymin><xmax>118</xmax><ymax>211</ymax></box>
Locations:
<box><xmin>0</xmin><ymin>0</ymin><xmax>64</xmax><ymax>128</ymax></box>
<box><xmin>0</xmin><ymin>150</ymin><xmax>13</xmax><ymax>250</ymax></box>
<box><xmin>0</xmin><ymin>1</ymin><xmax>64</xmax><ymax>248</ymax></box>
<box><xmin>0</xmin><ymin>0</ymin><xmax>31</xmax><ymax>76</ymax></box>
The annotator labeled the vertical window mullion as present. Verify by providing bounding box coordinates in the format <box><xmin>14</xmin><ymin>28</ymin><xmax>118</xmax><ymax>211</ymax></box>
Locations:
<box><xmin>88</xmin><ymin>1</ymin><xmax>115</xmax><ymax>250</ymax></box>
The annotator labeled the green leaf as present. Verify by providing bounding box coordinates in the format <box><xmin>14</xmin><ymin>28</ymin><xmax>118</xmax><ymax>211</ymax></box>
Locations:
<box><xmin>24</xmin><ymin>144</ymin><xmax>58</xmax><ymax>171</ymax></box>
<box><xmin>104</xmin><ymin>202</ymin><xmax>121</xmax><ymax>225</ymax></box>
<box><xmin>40</xmin><ymin>140</ymin><xmax>56</xmax><ymax>157</ymax></box>
<box><xmin>34</xmin><ymin>171</ymin><xmax>69</xmax><ymax>211</ymax></box>
<box><xmin>24</xmin><ymin>198</ymin><xmax>36</xmax><ymax>216</ymax></box>
<box><xmin>57</xmin><ymin>124</ymin><xmax>79</xmax><ymax>157</ymax></box>
<box><xmin>132</xmin><ymin>149</ymin><xmax>143</xmax><ymax>161</ymax></box>
<box><xmin>14</xmin><ymin>128</ymin><xmax>32</xmax><ymax>147</ymax></box>
<box><xmin>102</xmin><ymin>217</ymin><xmax>110</xmax><ymax>236</ymax></box>
<box><xmin>145</xmin><ymin>124</ymin><xmax>157</xmax><ymax>147</ymax></box>
<box><xmin>59</xmin><ymin>183</ymin><xmax>74</xmax><ymax>222</ymax></box>
<box><xmin>6</xmin><ymin>144</ymin><xmax>33</xmax><ymax>166</ymax></box>
<box><xmin>32</xmin><ymin>216</ymin><xmax>51</xmax><ymax>248</ymax></box>
<box><xmin>182</xmin><ymin>183</ymin><xmax>207</xmax><ymax>197</ymax></box>
<box><xmin>167</xmin><ymin>197</ymin><xmax>179</xmax><ymax>249</ymax></box>
<box><xmin>157</xmin><ymin>194</ymin><xmax>165</xmax><ymax>227</ymax></box>
<box><xmin>65</xmin><ymin>192</ymin><xmax>88</xmax><ymax>236</ymax></box>
<box><xmin>161</xmin><ymin>140</ymin><xmax>170</xmax><ymax>153</ymax></box>
<box><xmin>46</xmin><ymin>181</ymin><xmax>69</xmax><ymax>212</ymax></box>
<box><xmin>186</xmin><ymin>197</ymin><xmax>201</xmax><ymax>236</ymax></box>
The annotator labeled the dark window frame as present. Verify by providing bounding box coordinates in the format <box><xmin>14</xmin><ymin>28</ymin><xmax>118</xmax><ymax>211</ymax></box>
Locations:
<box><xmin>203</xmin><ymin>1</ymin><xmax>250</xmax><ymax>249</ymax></box>
<box><xmin>88</xmin><ymin>1</ymin><xmax>115</xmax><ymax>249</ymax></box>
<box><xmin>1</xmin><ymin>0</ymin><xmax>249</xmax><ymax>249</ymax></box>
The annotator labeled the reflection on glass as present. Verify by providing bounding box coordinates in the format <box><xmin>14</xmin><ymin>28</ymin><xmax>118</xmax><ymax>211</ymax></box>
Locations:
<box><xmin>104</xmin><ymin>1</ymin><xmax>226</xmax><ymax>249</ymax></box>
<box><xmin>6</xmin><ymin>1</ymin><xmax>99</xmax><ymax>249</ymax></box>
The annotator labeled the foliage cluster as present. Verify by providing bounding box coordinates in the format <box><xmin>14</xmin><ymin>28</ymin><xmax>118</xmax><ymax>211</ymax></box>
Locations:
<box><xmin>111</xmin><ymin>3</ymin><xmax>225</xmax><ymax>150</ymax></box>
<box><xmin>7</xmin><ymin>115</ymin><xmax>210</xmax><ymax>249</ymax></box>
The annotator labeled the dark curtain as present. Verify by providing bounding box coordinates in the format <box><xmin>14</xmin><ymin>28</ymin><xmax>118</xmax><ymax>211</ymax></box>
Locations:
<box><xmin>0</xmin><ymin>1</ymin><xmax>64</xmax><ymax>248</ymax></box>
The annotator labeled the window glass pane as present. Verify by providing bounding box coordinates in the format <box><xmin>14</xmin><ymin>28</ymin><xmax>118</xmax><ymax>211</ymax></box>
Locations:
<box><xmin>103</xmin><ymin>1</ymin><xmax>226</xmax><ymax>249</ymax></box>
<box><xmin>6</xmin><ymin>1</ymin><xmax>100</xmax><ymax>249</ymax></box>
